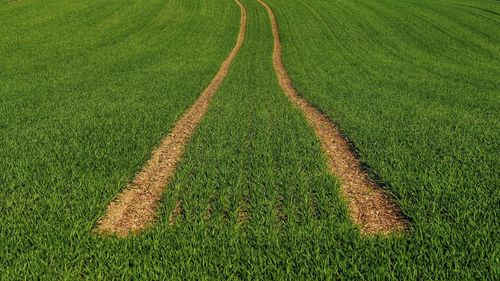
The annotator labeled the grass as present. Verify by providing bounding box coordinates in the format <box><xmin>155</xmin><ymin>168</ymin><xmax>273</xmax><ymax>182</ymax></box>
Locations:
<box><xmin>0</xmin><ymin>0</ymin><xmax>240</xmax><ymax>278</ymax></box>
<box><xmin>265</xmin><ymin>0</ymin><xmax>500</xmax><ymax>278</ymax></box>
<box><xmin>0</xmin><ymin>0</ymin><xmax>499</xmax><ymax>279</ymax></box>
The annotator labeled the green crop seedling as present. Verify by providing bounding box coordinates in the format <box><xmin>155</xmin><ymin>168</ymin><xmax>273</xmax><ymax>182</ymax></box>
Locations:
<box><xmin>0</xmin><ymin>0</ymin><xmax>498</xmax><ymax>279</ymax></box>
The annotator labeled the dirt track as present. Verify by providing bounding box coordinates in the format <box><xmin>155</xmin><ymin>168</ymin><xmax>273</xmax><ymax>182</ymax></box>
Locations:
<box><xmin>257</xmin><ymin>0</ymin><xmax>408</xmax><ymax>235</ymax></box>
<box><xmin>95</xmin><ymin>0</ymin><xmax>247</xmax><ymax>237</ymax></box>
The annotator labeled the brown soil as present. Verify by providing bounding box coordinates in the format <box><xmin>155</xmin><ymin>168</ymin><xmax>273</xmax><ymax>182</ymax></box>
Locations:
<box><xmin>203</xmin><ymin>205</ymin><xmax>213</xmax><ymax>221</ymax></box>
<box><xmin>237</xmin><ymin>197</ymin><xmax>250</xmax><ymax>224</ymax></box>
<box><xmin>308</xmin><ymin>191</ymin><xmax>320</xmax><ymax>220</ymax></box>
<box><xmin>168</xmin><ymin>199</ymin><xmax>183</xmax><ymax>226</ymax></box>
<box><xmin>257</xmin><ymin>0</ymin><xmax>408</xmax><ymax>235</ymax></box>
<box><xmin>94</xmin><ymin>0</ymin><xmax>247</xmax><ymax>237</ymax></box>
<box><xmin>275</xmin><ymin>194</ymin><xmax>287</xmax><ymax>226</ymax></box>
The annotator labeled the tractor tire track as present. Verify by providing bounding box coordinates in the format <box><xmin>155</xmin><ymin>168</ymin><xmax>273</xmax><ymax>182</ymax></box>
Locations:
<box><xmin>94</xmin><ymin>0</ymin><xmax>247</xmax><ymax>237</ymax></box>
<box><xmin>257</xmin><ymin>0</ymin><xmax>408</xmax><ymax>235</ymax></box>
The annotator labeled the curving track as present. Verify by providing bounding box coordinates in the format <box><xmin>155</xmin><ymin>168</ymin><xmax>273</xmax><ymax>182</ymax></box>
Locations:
<box><xmin>257</xmin><ymin>0</ymin><xmax>407</xmax><ymax>234</ymax></box>
<box><xmin>95</xmin><ymin>0</ymin><xmax>247</xmax><ymax>237</ymax></box>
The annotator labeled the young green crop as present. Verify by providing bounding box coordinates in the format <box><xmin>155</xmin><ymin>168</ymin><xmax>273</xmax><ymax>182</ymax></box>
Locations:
<box><xmin>0</xmin><ymin>0</ymin><xmax>498</xmax><ymax>279</ymax></box>
<box><xmin>265</xmin><ymin>0</ymin><xmax>500</xmax><ymax>278</ymax></box>
<box><xmin>0</xmin><ymin>0</ymin><xmax>240</xmax><ymax>278</ymax></box>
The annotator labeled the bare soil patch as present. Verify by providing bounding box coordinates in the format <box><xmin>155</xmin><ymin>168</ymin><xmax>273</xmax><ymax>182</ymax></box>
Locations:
<box><xmin>237</xmin><ymin>197</ymin><xmax>250</xmax><ymax>224</ymax></box>
<box><xmin>168</xmin><ymin>199</ymin><xmax>184</xmax><ymax>226</ymax></box>
<box><xmin>257</xmin><ymin>0</ymin><xmax>408</xmax><ymax>235</ymax></box>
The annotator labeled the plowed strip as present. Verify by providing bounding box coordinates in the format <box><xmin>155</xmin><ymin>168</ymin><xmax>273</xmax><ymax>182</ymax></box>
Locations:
<box><xmin>258</xmin><ymin>0</ymin><xmax>407</xmax><ymax>235</ymax></box>
<box><xmin>95</xmin><ymin>0</ymin><xmax>247</xmax><ymax>237</ymax></box>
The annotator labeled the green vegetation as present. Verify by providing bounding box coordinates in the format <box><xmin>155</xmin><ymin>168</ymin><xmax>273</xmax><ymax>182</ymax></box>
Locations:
<box><xmin>1</xmin><ymin>0</ymin><xmax>499</xmax><ymax>279</ymax></box>
<box><xmin>0</xmin><ymin>0</ymin><xmax>241</xmax><ymax>278</ymax></box>
<box><xmin>265</xmin><ymin>0</ymin><xmax>500</xmax><ymax>278</ymax></box>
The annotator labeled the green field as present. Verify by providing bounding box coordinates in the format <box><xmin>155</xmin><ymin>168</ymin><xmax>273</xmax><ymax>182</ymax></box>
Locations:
<box><xmin>1</xmin><ymin>0</ymin><xmax>499</xmax><ymax>279</ymax></box>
